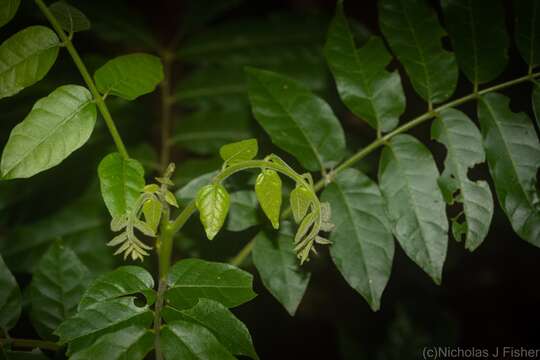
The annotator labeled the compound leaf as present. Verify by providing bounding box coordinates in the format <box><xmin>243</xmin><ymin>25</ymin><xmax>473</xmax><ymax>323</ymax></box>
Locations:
<box><xmin>431</xmin><ymin>108</ymin><xmax>494</xmax><ymax>250</ymax></box>
<box><xmin>1</xmin><ymin>85</ymin><xmax>96</xmax><ymax>179</ymax></box>
<box><xmin>478</xmin><ymin>93</ymin><xmax>540</xmax><ymax>246</ymax></box>
<box><xmin>219</xmin><ymin>138</ymin><xmax>258</xmax><ymax>164</ymax></box>
<box><xmin>378</xmin><ymin>135</ymin><xmax>448</xmax><ymax>284</ymax></box>
<box><xmin>0</xmin><ymin>254</ymin><xmax>21</xmax><ymax>330</ymax></box>
<box><xmin>49</xmin><ymin>1</ymin><xmax>91</xmax><ymax>33</ymax></box>
<box><xmin>321</xmin><ymin>169</ymin><xmax>394</xmax><ymax>311</ymax></box>
<box><xmin>255</xmin><ymin>169</ymin><xmax>282</xmax><ymax>229</ymax></box>
<box><xmin>515</xmin><ymin>0</ymin><xmax>540</xmax><ymax>67</ymax></box>
<box><xmin>379</xmin><ymin>0</ymin><xmax>457</xmax><ymax>104</ymax></box>
<box><xmin>0</xmin><ymin>0</ymin><xmax>20</xmax><ymax>28</ymax></box>
<box><xmin>196</xmin><ymin>184</ymin><xmax>230</xmax><ymax>240</ymax></box>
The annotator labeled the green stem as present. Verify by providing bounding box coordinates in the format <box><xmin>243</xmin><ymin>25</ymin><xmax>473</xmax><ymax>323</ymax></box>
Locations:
<box><xmin>230</xmin><ymin>240</ymin><xmax>255</xmax><ymax>267</ymax></box>
<box><xmin>34</xmin><ymin>0</ymin><xmax>129</xmax><ymax>159</ymax></box>
<box><xmin>229</xmin><ymin>70</ymin><xmax>540</xmax><ymax>266</ymax></box>
<box><xmin>0</xmin><ymin>337</ymin><xmax>60</xmax><ymax>351</ymax></box>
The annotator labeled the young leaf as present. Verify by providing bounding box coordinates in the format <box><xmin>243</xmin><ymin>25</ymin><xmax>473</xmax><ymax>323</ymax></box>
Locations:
<box><xmin>78</xmin><ymin>266</ymin><xmax>155</xmax><ymax>311</ymax></box>
<box><xmin>164</xmin><ymin>191</ymin><xmax>179</xmax><ymax>208</ymax></box>
<box><xmin>0</xmin><ymin>254</ymin><xmax>21</xmax><ymax>330</ymax></box>
<box><xmin>378</xmin><ymin>135</ymin><xmax>448</xmax><ymax>284</ymax></box>
<box><xmin>227</xmin><ymin>190</ymin><xmax>259</xmax><ymax>232</ymax></box>
<box><xmin>321</xmin><ymin>169</ymin><xmax>394</xmax><ymax>311</ymax></box>
<box><xmin>478</xmin><ymin>93</ymin><xmax>540</xmax><ymax>246</ymax></box>
<box><xmin>160</xmin><ymin>320</ymin><xmax>236</xmax><ymax>360</ymax></box>
<box><xmin>252</xmin><ymin>224</ymin><xmax>311</xmax><ymax>316</ymax></box>
<box><xmin>70</xmin><ymin>326</ymin><xmax>154</xmax><ymax>360</ymax></box>
<box><xmin>289</xmin><ymin>185</ymin><xmax>313</xmax><ymax>223</ymax></box>
<box><xmin>0</xmin><ymin>26</ymin><xmax>59</xmax><ymax>99</ymax></box>
<box><xmin>196</xmin><ymin>183</ymin><xmax>230</xmax><ymax>240</ymax></box>
<box><xmin>54</xmin><ymin>297</ymin><xmax>153</xmax><ymax>354</ymax></box>
<box><xmin>533</xmin><ymin>83</ymin><xmax>540</xmax><ymax>129</ymax></box>
<box><xmin>325</xmin><ymin>1</ymin><xmax>405</xmax><ymax>133</ymax></box>
<box><xmin>0</xmin><ymin>0</ymin><xmax>20</xmax><ymax>28</ymax></box>
<box><xmin>246</xmin><ymin>67</ymin><xmax>346</xmax><ymax>171</ymax></box>
<box><xmin>142</xmin><ymin>198</ymin><xmax>162</xmax><ymax>233</ymax></box>
<box><xmin>255</xmin><ymin>169</ymin><xmax>282</xmax><ymax>229</ymax></box>
<box><xmin>49</xmin><ymin>1</ymin><xmax>91</xmax><ymax>33</ymax></box>
<box><xmin>94</xmin><ymin>53</ymin><xmax>164</xmax><ymax>100</ymax></box>
<box><xmin>431</xmin><ymin>109</ymin><xmax>494</xmax><ymax>250</ymax></box>
<box><xmin>514</xmin><ymin>0</ymin><xmax>540</xmax><ymax>67</ymax></box>
<box><xmin>30</xmin><ymin>242</ymin><xmax>90</xmax><ymax>339</ymax></box>
<box><xmin>1</xmin><ymin>85</ymin><xmax>97</xmax><ymax>179</ymax></box>
<box><xmin>162</xmin><ymin>299</ymin><xmax>259</xmax><ymax>360</ymax></box>
<box><xmin>379</xmin><ymin>0</ymin><xmax>457</xmax><ymax>104</ymax></box>
<box><xmin>176</xmin><ymin>171</ymin><xmax>217</xmax><ymax>202</ymax></box>
<box><xmin>219</xmin><ymin>138</ymin><xmax>258</xmax><ymax>164</ymax></box>
<box><xmin>166</xmin><ymin>259</ymin><xmax>256</xmax><ymax>309</ymax></box>
<box><xmin>441</xmin><ymin>0</ymin><xmax>508</xmax><ymax>85</ymax></box>
<box><xmin>98</xmin><ymin>153</ymin><xmax>145</xmax><ymax>217</ymax></box>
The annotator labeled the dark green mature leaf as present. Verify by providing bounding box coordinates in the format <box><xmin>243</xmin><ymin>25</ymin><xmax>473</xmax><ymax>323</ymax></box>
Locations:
<box><xmin>441</xmin><ymin>0</ymin><xmax>508</xmax><ymax>85</ymax></box>
<box><xmin>98</xmin><ymin>153</ymin><xmax>145</xmax><ymax>217</ymax></box>
<box><xmin>515</xmin><ymin>0</ymin><xmax>540</xmax><ymax>67</ymax></box>
<box><xmin>0</xmin><ymin>26</ymin><xmax>59</xmax><ymax>99</ymax></box>
<box><xmin>0</xmin><ymin>0</ymin><xmax>20</xmax><ymax>27</ymax></box>
<box><xmin>432</xmin><ymin>109</ymin><xmax>494</xmax><ymax>250</ymax></box>
<box><xmin>252</xmin><ymin>224</ymin><xmax>311</xmax><ymax>315</ymax></box>
<box><xmin>55</xmin><ymin>297</ymin><xmax>153</xmax><ymax>354</ymax></box>
<box><xmin>78</xmin><ymin>266</ymin><xmax>155</xmax><ymax>311</ymax></box>
<box><xmin>227</xmin><ymin>190</ymin><xmax>259</xmax><ymax>231</ymax></box>
<box><xmin>321</xmin><ymin>169</ymin><xmax>394</xmax><ymax>311</ymax></box>
<box><xmin>219</xmin><ymin>138</ymin><xmax>258</xmax><ymax>164</ymax></box>
<box><xmin>166</xmin><ymin>259</ymin><xmax>256</xmax><ymax>309</ymax></box>
<box><xmin>94</xmin><ymin>53</ymin><xmax>163</xmax><ymax>100</ymax></box>
<box><xmin>172</xmin><ymin>109</ymin><xmax>254</xmax><ymax>155</ymax></box>
<box><xmin>1</xmin><ymin>85</ymin><xmax>96</xmax><ymax>179</ymax></box>
<box><xmin>325</xmin><ymin>1</ymin><xmax>404</xmax><ymax>132</ymax></box>
<box><xmin>533</xmin><ymin>83</ymin><xmax>540</xmax><ymax>129</ymax></box>
<box><xmin>162</xmin><ymin>299</ymin><xmax>258</xmax><ymax>360</ymax></box>
<box><xmin>0</xmin><ymin>254</ymin><xmax>21</xmax><ymax>330</ymax></box>
<box><xmin>378</xmin><ymin>135</ymin><xmax>448</xmax><ymax>283</ymax></box>
<box><xmin>161</xmin><ymin>320</ymin><xmax>236</xmax><ymax>360</ymax></box>
<box><xmin>478</xmin><ymin>93</ymin><xmax>540</xmax><ymax>246</ymax></box>
<box><xmin>246</xmin><ymin>67</ymin><xmax>346</xmax><ymax>171</ymax></box>
<box><xmin>255</xmin><ymin>169</ymin><xmax>282</xmax><ymax>229</ymax></box>
<box><xmin>69</xmin><ymin>326</ymin><xmax>153</xmax><ymax>360</ymax></box>
<box><xmin>30</xmin><ymin>242</ymin><xmax>90</xmax><ymax>339</ymax></box>
<box><xmin>49</xmin><ymin>1</ymin><xmax>91</xmax><ymax>33</ymax></box>
<box><xmin>176</xmin><ymin>171</ymin><xmax>217</xmax><ymax>202</ymax></box>
<box><xmin>196</xmin><ymin>183</ymin><xmax>230</xmax><ymax>240</ymax></box>
<box><xmin>379</xmin><ymin>0</ymin><xmax>457</xmax><ymax>104</ymax></box>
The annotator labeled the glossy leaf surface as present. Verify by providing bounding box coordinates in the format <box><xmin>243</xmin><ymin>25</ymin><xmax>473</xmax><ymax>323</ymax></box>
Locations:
<box><xmin>49</xmin><ymin>1</ymin><xmax>91</xmax><ymax>33</ymax></box>
<box><xmin>219</xmin><ymin>138</ymin><xmax>258</xmax><ymax>164</ymax></box>
<box><xmin>255</xmin><ymin>169</ymin><xmax>282</xmax><ymax>229</ymax></box>
<box><xmin>196</xmin><ymin>183</ymin><xmax>230</xmax><ymax>240</ymax></box>
<box><xmin>0</xmin><ymin>0</ymin><xmax>20</xmax><ymax>27</ymax></box>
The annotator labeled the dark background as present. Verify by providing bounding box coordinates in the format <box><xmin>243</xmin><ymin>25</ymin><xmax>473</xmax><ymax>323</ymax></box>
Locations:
<box><xmin>1</xmin><ymin>0</ymin><xmax>539</xmax><ymax>359</ymax></box>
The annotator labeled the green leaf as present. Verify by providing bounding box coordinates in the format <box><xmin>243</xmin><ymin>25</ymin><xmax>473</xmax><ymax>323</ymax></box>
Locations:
<box><xmin>142</xmin><ymin>198</ymin><xmax>162</xmax><ymax>233</ymax></box>
<box><xmin>378</xmin><ymin>0</ymin><xmax>457</xmax><ymax>104</ymax></box>
<box><xmin>378</xmin><ymin>135</ymin><xmax>448</xmax><ymax>283</ymax></box>
<box><xmin>514</xmin><ymin>0</ymin><xmax>540</xmax><ymax>67</ymax></box>
<box><xmin>176</xmin><ymin>171</ymin><xmax>217</xmax><ymax>202</ymax></box>
<box><xmin>162</xmin><ymin>299</ymin><xmax>258</xmax><ymax>360</ymax></box>
<box><xmin>1</xmin><ymin>349</ymin><xmax>50</xmax><ymax>360</ymax></box>
<box><xmin>478</xmin><ymin>93</ymin><xmax>540</xmax><ymax>246</ymax></box>
<box><xmin>69</xmin><ymin>326</ymin><xmax>153</xmax><ymax>360</ymax></box>
<box><xmin>1</xmin><ymin>85</ymin><xmax>96</xmax><ymax>179</ymax></box>
<box><xmin>533</xmin><ymin>83</ymin><xmax>540</xmax><ymax>129</ymax></box>
<box><xmin>0</xmin><ymin>26</ymin><xmax>59</xmax><ymax>99</ymax></box>
<box><xmin>325</xmin><ymin>2</ymin><xmax>405</xmax><ymax>132</ymax></box>
<box><xmin>289</xmin><ymin>185</ymin><xmax>314</xmax><ymax>223</ymax></box>
<box><xmin>160</xmin><ymin>320</ymin><xmax>236</xmax><ymax>360</ymax></box>
<box><xmin>252</xmin><ymin>224</ymin><xmax>311</xmax><ymax>315</ymax></box>
<box><xmin>172</xmin><ymin>109</ymin><xmax>255</xmax><ymax>155</ymax></box>
<box><xmin>219</xmin><ymin>138</ymin><xmax>258</xmax><ymax>164</ymax></box>
<box><xmin>0</xmin><ymin>0</ymin><xmax>20</xmax><ymax>28</ymax></box>
<box><xmin>166</xmin><ymin>259</ymin><xmax>256</xmax><ymax>309</ymax></box>
<box><xmin>321</xmin><ymin>169</ymin><xmax>394</xmax><ymax>311</ymax></box>
<box><xmin>49</xmin><ymin>1</ymin><xmax>91</xmax><ymax>33</ymax></box>
<box><xmin>255</xmin><ymin>169</ymin><xmax>282</xmax><ymax>229</ymax></box>
<box><xmin>0</xmin><ymin>254</ymin><xmax>21</xmax><ymax>330</ymax></box>
<box><xmin>78</xmin><ymin>266</ymin><xmax>155</xmax><ymax>311</ymax></box>
<box><xmin>246</xmin><ymin>67</ymin><xmax>346</xmax><ymax>171</ymax></box>
<box><xmin>54</xmin><ymin>297</ymin><xmax>153</xmax><ymax>354</ymax></box>
<box><xmin>431</xmin><ymin>108</ymin><xmax>494</xmax><ymax>250</ymax></box>
<box><xmin>227</xmin><ymin>190</ymin><xmax>259</xmax><ymax>232</ymax></box>
<box><xmin>98</xmin><ymin>153</ymin><xmax>145</xmax><ymax>217</ymax></box>
<box><xmin>441</xmin><ymin>0</ymin><xmax>508</xmax><ymax>85</ymax></box>
<box><xmin>196</xmin><ymin>183</ymin><xmax>230</xmax><ymax>240</ymax></box>
<box><xmin>94</xmin><ymin>53</ymin><xmax>164</xmax><ymax>100</ymax></box>
<box><xmin>30</xmin><ymin>242</ymin><xmax>90</xmax><ymax>339</ymax></box>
